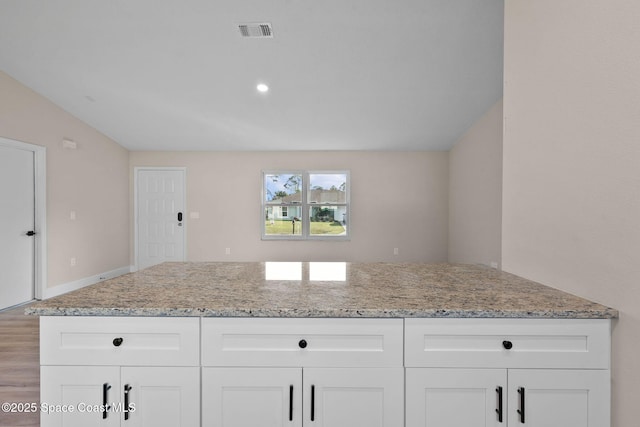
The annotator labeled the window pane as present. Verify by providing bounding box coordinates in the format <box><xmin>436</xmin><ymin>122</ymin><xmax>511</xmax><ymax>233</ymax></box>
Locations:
<box><xmin>308</xmin><ymin>173</ymin><xmax>347</xmax><ymax>204</ymax></box>
<box><xmin>265</xmin><ymin>206</ymin><xmax>303</xmax><ymax>236</ymax></box>
<box><xmin>309</xmin><ymin>206</ymin><xmax>347</xmax><ymax>236</ymax></box>
<box><xmin>265</xmin><ymin>173</ymin><xmax>303</xmax><ymax>204</ymax></box>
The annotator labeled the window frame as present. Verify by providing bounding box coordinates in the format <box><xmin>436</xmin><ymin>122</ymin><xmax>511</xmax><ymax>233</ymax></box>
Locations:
<box><xmin>262</xmin><ymin>170</ymin><xmax>350</xmax><ymax>241</ymax></box>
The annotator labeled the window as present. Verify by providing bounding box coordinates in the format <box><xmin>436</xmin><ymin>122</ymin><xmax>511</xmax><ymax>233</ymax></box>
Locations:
<box><xmin>263</xmin><ymin>171</ymin><xmax>349</xmax><ymax>240</ymax></box>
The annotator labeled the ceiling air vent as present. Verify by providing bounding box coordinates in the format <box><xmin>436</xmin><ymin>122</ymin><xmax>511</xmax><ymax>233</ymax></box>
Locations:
<box><xmin>239</xmin><ymin>23</ymin><xmax>273</xmax><ymax>38</ymax></box>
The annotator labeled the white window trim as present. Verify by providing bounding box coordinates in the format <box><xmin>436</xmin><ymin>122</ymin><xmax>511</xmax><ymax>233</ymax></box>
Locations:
<box><xmin>262</xmin><ymin>170</ymin><xmax>350</xmax><ymax>241</ymax></box>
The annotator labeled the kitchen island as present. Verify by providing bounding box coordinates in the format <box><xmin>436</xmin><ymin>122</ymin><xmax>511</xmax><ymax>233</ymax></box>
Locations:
<box><xmin>26</xmin><ymin>262</ymin><xmax>617</xmax><ymax>318</ymax></box>
<box><xmin>28</xmin><ymin>262</ymin><xmax>617</xmax><ymax>427</ymax></box>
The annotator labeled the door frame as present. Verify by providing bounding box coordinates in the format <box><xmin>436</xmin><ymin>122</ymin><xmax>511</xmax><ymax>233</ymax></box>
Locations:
<box><xmin>0</xmin><ymin>137</ymin><xmax>47</xmax><ymax>300</ymax></box>
<box><xmin>133</xmin><ymin>167</ymin><xmax>187</xmax><ymax>271</ymax></box>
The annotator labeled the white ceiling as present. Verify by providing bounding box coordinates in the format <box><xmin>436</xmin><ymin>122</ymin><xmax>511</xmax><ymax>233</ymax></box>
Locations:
<box><xmin>0</xmin><ymin>0</ymin><xmax>504</xmax><ymax>151</ymax></box>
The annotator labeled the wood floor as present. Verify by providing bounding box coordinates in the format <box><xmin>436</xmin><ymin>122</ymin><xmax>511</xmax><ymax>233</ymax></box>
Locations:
<box><xmin>0</xmin><ymin>303</ymin><xmax>39</xmax><ymax>427</ymax></box>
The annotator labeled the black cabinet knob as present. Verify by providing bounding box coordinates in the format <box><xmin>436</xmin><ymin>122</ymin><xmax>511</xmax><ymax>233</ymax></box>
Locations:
<box><xmin>298</xmin><ymin>339</ymin><xmax>308</xmax><ymax>349</ymax></box>
<box><xmin>502</xmin><ymin>340</ymin><xmax>513</xmax><ymax>350</ymax></box>
<box><xmin>113</xmin><ymin>337</ymin><xmax>124</xmax><ymax>347</ymax></box>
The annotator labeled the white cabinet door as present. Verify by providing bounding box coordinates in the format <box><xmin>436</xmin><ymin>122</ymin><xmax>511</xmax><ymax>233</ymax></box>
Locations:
<box><xmin>304</xmin><ymin>368</ymin><xmax>404</xmax><ymax>427</ymax></box>
<box><xmin>41</xmin><ymin>366</ymin><xmax>199</xmax><ymax>427</ymax></box>
<box><xmin>202</xmin><ymin>367</ymin><xmax>302</xmax><ymax>427</ymax></box>
<box><xmin>202</xmin><ymin>367</ymin><xmax>403</xmax><ymax>427</ymax></box>
<box><xmin>507</xmin><ymin>369</ymin><xmax>610</xmax><ymax>427</ymax></box>
<box><xmin>40</xmin><ymin>366</ymin><xmax>121</xmax><ymax>427</ymax></box>
<box><xmin>121</xmin><ymin>367</ymin><xmax>199</xmax><ymax>427</ymax></box>
<box><xmin>406</xmin><ymin>368</ymin><xmax>506</xmax><ymax>427</ymax></box>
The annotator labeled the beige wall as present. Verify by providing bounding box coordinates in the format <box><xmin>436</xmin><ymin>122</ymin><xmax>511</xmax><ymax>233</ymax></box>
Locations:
<box><xmin>130</xmin><ymin>151</ymin><xmax>449</xmax><ymax>264</ymax></box>
<box><xmin>449</xmin><ymin>99</ymin><xmax>502</xmax><ymax>267</ymax></box>
<box><xmin>0</xmin><ymin>71</ymin><xmax>130</xmax><ymax>289</ymax></box>
<box><xmin>503</xmin><ymin>1</ymin><xmax>640</xmax><ymax>425</ymax></box>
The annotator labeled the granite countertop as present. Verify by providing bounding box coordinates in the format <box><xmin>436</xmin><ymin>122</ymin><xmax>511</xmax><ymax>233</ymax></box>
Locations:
<box><xmin>25</xmin><ymin>262</ymin><xmax>618</xmax><ymax>318</ymax></box>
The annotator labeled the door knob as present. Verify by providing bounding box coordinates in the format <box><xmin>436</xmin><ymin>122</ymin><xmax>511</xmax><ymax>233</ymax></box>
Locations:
<box><xmin>26</xmin><ymin>230</ymin><xmax>36</xmax><ymax>236</ymax></box>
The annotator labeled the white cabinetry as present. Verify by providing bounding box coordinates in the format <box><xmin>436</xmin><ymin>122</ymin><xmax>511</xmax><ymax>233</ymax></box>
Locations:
<box><xmin>40</xmin><ymin>317</ymin><xmax>200</xmax><ymax>427</ymax></box>
<box><xmin>202</xmin><ymin>368</ymin><xmax>302</xmax><ymax>427</ymax></box>
<box><xmin>39</xmin><ymin>316</ymin><xmax>611</xmax><ymax>427</ymax></box>
<box><xmin>406</xmin><ymin>368</ymin><xmax>507</xmax><ymax>427</ymax></box>
<box><xmin>201</xmin><ymin>318</ymin><xmax>404</xmax><ymax>427</ymax></box>
<box><xmin>405</xmin><ymin>318</ymin><xmax>611</xmax><ymax>427</ymax></box>
<box><xmin>40</xmin><ymin>366</ymin><xmax>120</xmax><ymax>427</ymax></box>
<box><xmin>506</xmin><ymin>369</ymin><xmax>609</xmax><ymax>426</ymax></box>
<box><xmin>41</xmin><ymin>366</ymin><xmax>199</xmax><ymax>427</ymax></box>
<box><xmin>202</xmin><ymin>367</ymin><xmax>403</xmax><ymax>427</ymax></box>
<box><xmin>303</xmin><ymin>367</ymin><xmax>403</xmax><ymax>427</ymax></box>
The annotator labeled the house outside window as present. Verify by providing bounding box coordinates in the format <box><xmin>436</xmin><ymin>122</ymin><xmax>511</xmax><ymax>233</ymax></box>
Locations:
<box><xmin>262</xmin><ymin>171</ymin><xmax>349</xmax><ymax>240</ymax></box>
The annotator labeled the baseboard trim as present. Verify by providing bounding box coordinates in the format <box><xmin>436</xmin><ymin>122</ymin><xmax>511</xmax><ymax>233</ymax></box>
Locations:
<box><xmin>42</xmin><ymin>266</ymin><xmax>132</xmax><ymax>299</ymax></box>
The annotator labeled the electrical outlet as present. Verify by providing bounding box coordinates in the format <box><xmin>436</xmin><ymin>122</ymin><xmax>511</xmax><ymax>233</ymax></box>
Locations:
<box><xmin>393</xmin><ymin>248</ymin><xmax>399</xmax><ymax>255</ymax></box>
<box><xmin>70</xmin><ymin>257</ymin><xmax>76</xmax><ymax>267</ymax></box>
<box><xmin>490</xmin><ymin>261</ymin><xmax>499</xmax><ymax>269</ymax></box>
<box><xmin>225</xmin><ymin>248</ymin><xmax>231</xmax><ymax>255</ymax></box>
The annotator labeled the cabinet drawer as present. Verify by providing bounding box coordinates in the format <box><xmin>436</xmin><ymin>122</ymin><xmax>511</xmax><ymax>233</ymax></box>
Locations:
<box><xmin>201</xmin><ymin>318</ymin><xmax>403</xmax><ymax>367</ymax></box>
<box><xmin>40</xmin><ymin>316</ymin><xmax>200</xmax><ymax>366</ymax></box>
<box><xmin>405</xmin><ymin>318</ymin><xmax>610</xmax><ymax>369</ymax></box>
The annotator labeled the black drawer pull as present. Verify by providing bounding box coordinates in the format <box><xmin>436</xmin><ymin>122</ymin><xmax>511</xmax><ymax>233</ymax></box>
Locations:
<box><xmin>124</xmin><ymin>384</ymin><xmax>132</xmax><ymax>421</ymax></box>
<box><xmin>502</xmin><ymin>340</ymin><xmax>513</xmax><ymax>350</ymax></box>
<box><xmin>102</xmin><ymin>383</ymin><xmax>111</xmax><ymax>419</ymax></box>
<box><xmin>310</xmin><ymin>385</ymin><xmax>315</xmax><ymax>421</ymax></box>
<box><xmin>495</xmin><ymin>386</ymin><xmax>503</xmax><ymax>422</ymax></box>
<box><xmin>289</xmin><ymin>385</ymin><xmax>294</xmax><ymax>421</ymax></box>
<box><xmin>113</xmin><ymin>337</ymin><xmax>124</xmax><ymax>347</ymax></box>
<box><xmin>298</xmin><ymin>339</ymin><xmax>307</xmax><ymax>349</ymax></box>
<box><xmin>517</xmin><ymin>387</ymin><xmax>525</xmax><ymax>423</ymax></box>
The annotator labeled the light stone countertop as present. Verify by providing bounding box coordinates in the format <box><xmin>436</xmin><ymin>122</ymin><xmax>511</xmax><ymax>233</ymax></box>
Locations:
<box><xmin>25</xmin><ymin>262</ymin><xmax>618</xmax><ymax>318</ymax></box>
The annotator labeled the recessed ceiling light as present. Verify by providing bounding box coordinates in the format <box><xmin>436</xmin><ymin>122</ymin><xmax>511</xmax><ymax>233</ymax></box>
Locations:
<box><xmin>257</xmin><ymin>83</ymin><xmax>269</xmax><ymax>93</ymax></box>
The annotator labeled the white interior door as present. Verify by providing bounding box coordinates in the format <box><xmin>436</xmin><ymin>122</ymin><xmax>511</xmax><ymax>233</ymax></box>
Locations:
<box><xmin>0</xmin><ymin>144</ymin><xmax>35</xmax><ymax>310</ymax></box>
<box><xmin>136</xmin><ymin>168</ymin><xmax>186</xmax><ymax>270</ymax></box>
